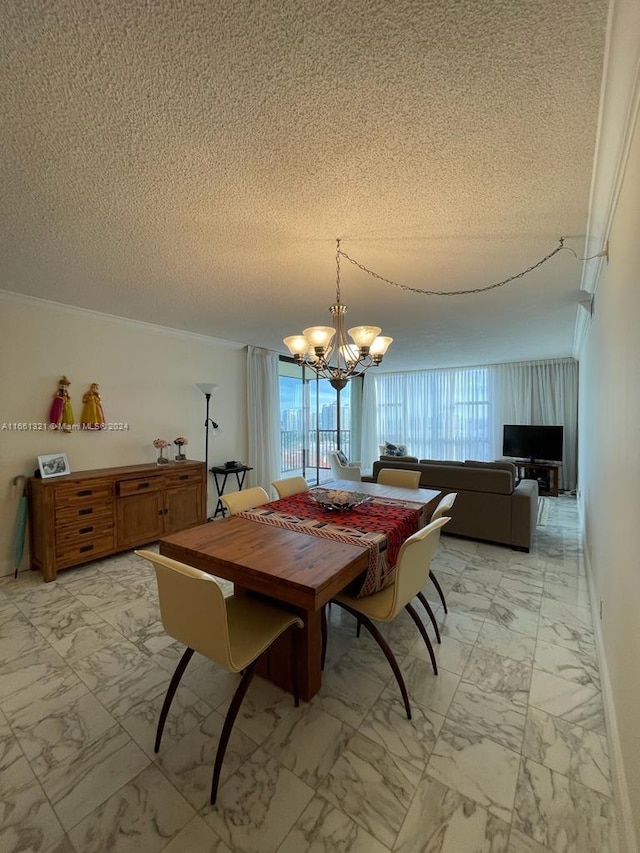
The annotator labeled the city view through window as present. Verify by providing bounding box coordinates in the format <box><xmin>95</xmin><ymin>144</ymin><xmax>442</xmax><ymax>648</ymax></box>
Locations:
<box><xmin>279</xmin><ymin>374</ymin><xmax>351</xmax><ymax>482</ymax></box>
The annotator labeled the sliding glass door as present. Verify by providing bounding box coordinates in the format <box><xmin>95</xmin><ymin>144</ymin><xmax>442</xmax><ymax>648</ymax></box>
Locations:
<box><xmin>279</xmin><ymin>359</ymin><xmax>357</xmax><ymax>484</ymax></box>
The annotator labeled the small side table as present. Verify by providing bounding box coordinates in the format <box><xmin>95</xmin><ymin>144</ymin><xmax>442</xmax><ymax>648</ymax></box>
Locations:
<box><xmin>210</xmin><ymin>464</ymin><xmax>254</xmax><ymax>518</ymax></box>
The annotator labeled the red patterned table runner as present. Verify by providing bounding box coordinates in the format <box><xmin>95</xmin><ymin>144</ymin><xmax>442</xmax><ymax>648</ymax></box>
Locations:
<box><xmin>237</xmin><ymin>491</ymin><xmax>427</xmax><ymax>596</ymax></box>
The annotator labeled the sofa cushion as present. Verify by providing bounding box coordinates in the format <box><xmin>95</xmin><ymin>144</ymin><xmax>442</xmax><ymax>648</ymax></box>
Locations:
<box><xmin>419</xmin><ymin>459</ymin><xmax>465</xmax><ymax>466</ymax></box>
<box><xmin>464</xmin><ymin>460</ymin><xmax>516</xmax><ymax>489</ymax></box>
<box><xmin>336</xmin><ymin>449</ymin><xmax>349</xmax><ymax>465</ymax></box>
<box><xmin>380</xmin><ymin>455</ymin><xmax>419</xmax><ymax>463</ymax></box>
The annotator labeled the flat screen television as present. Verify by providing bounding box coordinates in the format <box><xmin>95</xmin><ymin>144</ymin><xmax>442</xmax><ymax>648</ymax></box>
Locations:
<box><xmin>502</xmin><ymin>424</ymin><xmax>564</xmax><ymax>462</ymax></box>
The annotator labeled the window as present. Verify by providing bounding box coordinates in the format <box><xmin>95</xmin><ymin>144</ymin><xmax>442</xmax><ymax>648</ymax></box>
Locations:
<box><xmin>279</xmin><ymin>359</ymin><xmax>358</xmax><ymax>483</ymax></box>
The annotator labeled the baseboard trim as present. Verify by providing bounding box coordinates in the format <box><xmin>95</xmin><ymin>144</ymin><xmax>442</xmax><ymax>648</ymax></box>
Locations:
<box><xmin>581</xmin><ymin>503</ymin><xmax>638</xmax><ymax>853</ymax></box>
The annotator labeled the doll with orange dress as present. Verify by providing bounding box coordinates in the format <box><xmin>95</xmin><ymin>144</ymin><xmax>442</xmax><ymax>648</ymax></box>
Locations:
<box><xmin>49</xmin><ymin>376</ymin><xmax>74</xmax><ymax>432</ymax></box>
<box><xmin>81</xmin><ymin>383</ymin><xmax>106</xmax><ymax>429</ymax></box>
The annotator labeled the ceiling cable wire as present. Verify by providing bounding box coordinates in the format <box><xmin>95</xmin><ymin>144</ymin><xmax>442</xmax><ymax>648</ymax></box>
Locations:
<box><xmin>337</xmin><ymin>237</ymin><xmax>603</xmax><ymax>296</ymax></box>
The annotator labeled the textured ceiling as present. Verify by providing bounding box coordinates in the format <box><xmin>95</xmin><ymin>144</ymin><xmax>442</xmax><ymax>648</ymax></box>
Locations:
<box><xmin>0</xmin><ymin>0</ymin><xmax>608</xmax><ymax>370</ymax></box>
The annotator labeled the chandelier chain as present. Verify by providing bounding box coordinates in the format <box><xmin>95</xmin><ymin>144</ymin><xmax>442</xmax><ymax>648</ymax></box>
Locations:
<box><xmin>335</xmin><ymin>238</ymin><xmax>341</xmax><ymax>302</ymax></box>
<box><xmin>337</xmin><ymin>237</ymin><xmax>567</xmax><ymax>296</ymax></box>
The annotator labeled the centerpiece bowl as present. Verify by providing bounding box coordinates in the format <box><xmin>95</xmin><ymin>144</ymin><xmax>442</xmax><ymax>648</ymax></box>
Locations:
<box><xmin>309</xmin><ymin>488</ymin><xmax>372</xmax><ymax>512</ymax></box>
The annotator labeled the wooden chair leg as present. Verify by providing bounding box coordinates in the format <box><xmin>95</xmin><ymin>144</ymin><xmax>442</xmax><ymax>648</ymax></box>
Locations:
<box><xmin>334</xmin><ymin>601</ymin><xmax>411</xmax><ymax>720</ymax></box>
<box><xmin>405</xmin><ymin>602</ymin><xmax>438</xmax><ymax>676</ymax></box>
<box><xmin>417</xmin><ymin>591</ymin><xmax>442</xmax><ymax>644</ymax></box>
<box><xmin>211</xmin><ymin>662</ymin><xmax>257</xmax><ymax>805</ymax></box>
<box><xmin>155</xmin><ymin>647</ymin><xmax>195</xmax><ymax>753</ymax></box>
<box><xmin>429</xmin><ymin>570</ymin><xmax>448</xmax><ymax>613</ymax></box>
<box><xmin>321</xmin><ymin>604</ymin><xmax>328</xmax><ymax>671</ymax></box>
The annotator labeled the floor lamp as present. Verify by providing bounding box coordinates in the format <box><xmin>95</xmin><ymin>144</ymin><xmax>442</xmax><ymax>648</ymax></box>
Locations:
<box><xmin>196</xmin><ymin>383</ymin><xmax>219</xmax><ymax>518</ymax></box>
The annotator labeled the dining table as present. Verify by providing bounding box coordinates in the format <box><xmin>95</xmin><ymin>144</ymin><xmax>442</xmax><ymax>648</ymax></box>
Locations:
<box><xmin>159</xmin><ymin>479</ymin><xmax>441</xmax><ymax>700</ymax></box>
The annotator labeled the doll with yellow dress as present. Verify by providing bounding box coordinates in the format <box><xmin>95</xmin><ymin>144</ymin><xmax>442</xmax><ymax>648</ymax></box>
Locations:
<box><xmin>81</xmin><ymin>383</ymin><xmax>106</xmax><ymax>429</ymax></box>
<box><xmin>49</xmin><ymin>376</ymin><xmax>74</xmax><ymax>432</ymax></box>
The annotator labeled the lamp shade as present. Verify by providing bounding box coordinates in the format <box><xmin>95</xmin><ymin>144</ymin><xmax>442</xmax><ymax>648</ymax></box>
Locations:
<box><xmin>348</xmin><ymin>325</ymin><xmax>381</xmax><ymax>348</ymax></box>
<box><xmin>283</xmin><ymin>335</ymin><xmax>309</xmax><ymax>356</ymax></box>
<box><xmin>370</xmin><ymin>335</ymin><xmax>393</xmax><ymax>356</ymax></box>
<box><xmin>196</xmin><ymin>383</ymin><xmax>219</xmax><ymax>396</ymax></box>
<box><xmin>303</xmin><ymin>326</ymin><xmax>335</xmax><ymax>350</ymax></box>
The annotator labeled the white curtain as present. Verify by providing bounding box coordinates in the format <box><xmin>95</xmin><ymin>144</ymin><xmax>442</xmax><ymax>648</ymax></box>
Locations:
<box><xmin>366</xmin><ymin>366</ymin><xmax>491</xmax><ymax>468</ymax></box>
<box><xmin>246</xmin><ymin>346</ymin><xmax>281</xmax><ymax>491</ymax></box>
<box><xmin>361</xmin><ymin>375</ymin><xmax>379</xmax><ymax>470</ymax></box>
<box><xmin>365</xmin><ymin>357</ymin><xmax>578</xmax><ymax>490</ymax></box>
<box><xmin>490</xmin><ymin>358</ymin><xmax>578</xmax><ymax>490</ymax></box>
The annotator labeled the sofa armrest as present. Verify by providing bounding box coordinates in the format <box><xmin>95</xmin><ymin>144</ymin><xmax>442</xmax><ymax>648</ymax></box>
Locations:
<box><xmin>511</xmin><ymin>479</ymin><xmax>539</xmax><ymax>551</ymax></box>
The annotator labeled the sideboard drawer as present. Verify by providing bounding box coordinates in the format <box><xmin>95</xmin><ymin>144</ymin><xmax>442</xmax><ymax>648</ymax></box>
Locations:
<box><xmin>55</xmin><ymin>502</ymin><xmax>113</xmax><ymax>525</ymax></box>
<box><xmin>55</xmin><ymin>483</ymin><xmax>114</xmax><ymax>507</ymax></box>
<box><xmin>117</xmin><ymin>476</ymin><xmax>163</xmax><ymax>497</ymax></box>
<box><xmin>55</xmin><ymin>534</ymin><xmax>115</xmax><ymax>567</ymax></box>
<box><xmin>164</xmin><ymin>469</ymin><xmax>202</xmax><ymax>487</ymax></box>
<box><xmin>56</xmin><ymin>517</ymin><xmax>115</xmax><ymax>548</ymax></box>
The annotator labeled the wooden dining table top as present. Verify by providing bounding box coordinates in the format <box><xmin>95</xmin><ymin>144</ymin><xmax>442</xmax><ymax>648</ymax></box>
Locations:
<box><xmin>159</xmin><ymin>480</ymin><xmax>441</xmax><ymax>612</ymax></box>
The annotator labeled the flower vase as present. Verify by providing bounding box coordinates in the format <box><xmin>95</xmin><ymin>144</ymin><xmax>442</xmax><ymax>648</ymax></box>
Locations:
<box><xmin>175</xmin><ymin>450</ymin><xmax>186</xmax><ymax>462</ymax></box>
<box><xmin>157</xmin><ymin>448</ymin><xmax>169</xmax><ymax>465</ymax></box>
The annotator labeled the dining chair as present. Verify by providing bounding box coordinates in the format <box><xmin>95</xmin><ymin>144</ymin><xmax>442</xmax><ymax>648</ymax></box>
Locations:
<box><xmin>321</xmin><ymin>517</ymin><xmax>449</xmax><ymax>719</ymax></box>
<box><xmin>423</xmin><ymin>492</ymin><xmax>457</xmax><ymax>614</ymax></box>
<box><xmin>135</xmin><ymin>550</ymin><xmax>303</xmax><ymax>805</ymax></box>
<box><xmin>271</xmin><ymin>476</ymin><xmax>309</xmax><ymax>499</ymax></box>
<box><xmin>376</xmin><ymin>468</ymin><xmax>421</xmax><ymax>488</ymax></box>
<box><xmin>221</xmin><ymin>486</ymin><xmax>270</xmax><ymax>515</ymax></box>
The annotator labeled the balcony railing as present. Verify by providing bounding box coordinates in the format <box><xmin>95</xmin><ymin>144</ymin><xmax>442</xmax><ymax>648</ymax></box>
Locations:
<box><xmin>280</xmin><ymin>429</ymin><xmax>352</xmax><ymax>475</ymax></box>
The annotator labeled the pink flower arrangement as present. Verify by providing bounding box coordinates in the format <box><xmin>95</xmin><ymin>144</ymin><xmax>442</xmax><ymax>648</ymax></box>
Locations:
<box><xmin>153</xmin><ymin>438</ymin><xmax>169</xmax><ymax>449</ymax></box>
<box><xmin>173</xmin><ymin>437</ymin><xmax>188</xmax><ymax>447</ymax></box>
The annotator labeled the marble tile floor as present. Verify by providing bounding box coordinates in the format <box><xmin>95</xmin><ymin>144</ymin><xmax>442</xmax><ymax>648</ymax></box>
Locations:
<box><xmin>0</xmin><ymin>496</ymin><xmax>620</xmax><ymax>853</ymax></box>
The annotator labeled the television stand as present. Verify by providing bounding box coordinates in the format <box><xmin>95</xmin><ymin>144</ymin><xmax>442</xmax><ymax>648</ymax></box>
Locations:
<box><xmin>516</xmin><ymin>461</ymin><xmax>560</xmax><ymax>497</ymax></box>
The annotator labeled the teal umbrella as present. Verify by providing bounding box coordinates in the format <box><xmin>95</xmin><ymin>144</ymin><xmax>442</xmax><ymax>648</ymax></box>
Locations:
<box><xmin>12</xmin><ymin>475</ymin><xmax>28</xmax><ymax>579</ymax></box>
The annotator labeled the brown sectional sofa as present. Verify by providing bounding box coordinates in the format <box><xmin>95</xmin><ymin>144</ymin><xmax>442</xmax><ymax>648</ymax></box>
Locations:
<box><xmin>364</xmin><ymin>458</ymin><xmax>538</xmax><ymax>551</ymax></box>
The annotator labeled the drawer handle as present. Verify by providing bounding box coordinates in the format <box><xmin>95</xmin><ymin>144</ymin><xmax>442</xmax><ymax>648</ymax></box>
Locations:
<box><xmin>178</xmin><ymin>474</ymin><xmax>189</xmax><ymax>481</ymax></box>
<box><xmin>77</xmin><ymin>489</ymin><xmax>92</xmax><ymax>497</ymax></box>
<box><xmin>78</xmin><ymin>508</ymin><xmax>93</xmax><ymax>516</ymax></box>
<box><xmin>79</xmin><ymin>544</ymin><xmax>94</xmax><ymax>553</ymax></box>
<box><xmin>138</xmin><ymin>482</ymin><xmax>150</xmax><ymax>489</ymax></box>
<box><xmin>79</xmin><ymin>526</ymin><xmax>94</xmax><ymax>534</ymax></box>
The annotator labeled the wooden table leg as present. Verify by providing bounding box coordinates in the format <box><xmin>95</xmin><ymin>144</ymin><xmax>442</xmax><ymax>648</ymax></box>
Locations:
<box><xmin>234</xmin><ymin>585</ymin><xmax>322</xmax><ymax>701</ymax></box>
<box><xmin>255</xmin><ymin>608</ymin><xmax>322</xmax><ymax>701</ymax></box>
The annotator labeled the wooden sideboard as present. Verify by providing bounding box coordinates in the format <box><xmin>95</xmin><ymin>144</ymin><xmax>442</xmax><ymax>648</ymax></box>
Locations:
<box><xmin>28</xmin><ymin>461</ymin><xmax>206</xmax><ymax>582</ymax></box>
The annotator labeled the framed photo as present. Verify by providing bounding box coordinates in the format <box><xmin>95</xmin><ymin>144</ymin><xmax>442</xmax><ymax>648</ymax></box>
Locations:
<box><xmin>38</xmin><ymin>453</ymin><xmax>71</xmax><ymax>479</ymax></box>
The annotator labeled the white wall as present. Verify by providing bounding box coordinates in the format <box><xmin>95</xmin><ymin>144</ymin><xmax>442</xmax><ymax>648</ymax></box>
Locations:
<box><xmin>578</xmin><ymin>106</ymin><xmax>640</xmax><ymax>850</ymax></box>
<box><xmin>0</xmin><ymin>292</ymin><xmax>247</xmax><ymax>577</ymax></box>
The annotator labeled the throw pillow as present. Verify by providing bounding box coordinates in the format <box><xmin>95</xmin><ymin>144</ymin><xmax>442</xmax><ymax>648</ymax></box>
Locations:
<box><xmin>384</xmin><ymin>442</ymin><xmax>406</xmax><ymax>457</ymax></box>
<box><xmin>336</xmin><ymin>450</ymin><xmax>349</xmax><ymax>466</ymax></box>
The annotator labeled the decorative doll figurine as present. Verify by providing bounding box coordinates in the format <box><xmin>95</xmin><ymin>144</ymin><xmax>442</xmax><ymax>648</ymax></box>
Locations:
<box><xmin>49</xmin><ymin>376</ymin><xmax>74</xmax><ymax>432</ymax></box>
<box><xmin>80</xmin><ymin>383</ymin><xmax>106</xmax><ymax>430</ymax></box>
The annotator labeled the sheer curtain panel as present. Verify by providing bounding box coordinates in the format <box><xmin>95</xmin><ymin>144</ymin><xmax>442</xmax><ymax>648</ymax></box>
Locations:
<box><xmin>247</xmin><ymin>346</ymin><xmax>281</xmax><ymax>492</ymax></box>
<box><xmin>490</xmin><ymin>358</ymin><xmax>578</xmax><ymax>490</ymax></box>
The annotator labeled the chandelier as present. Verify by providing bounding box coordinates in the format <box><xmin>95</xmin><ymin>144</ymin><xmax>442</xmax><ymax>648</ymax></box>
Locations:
<box><xmin>283</xmin><ymin>239</ymin><xmax>393</xmax><ymax>390</ymax></box>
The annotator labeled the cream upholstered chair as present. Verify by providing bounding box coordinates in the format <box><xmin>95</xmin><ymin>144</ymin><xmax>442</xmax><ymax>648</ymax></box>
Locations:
<box><xmin>221</xmin><ymin>486</ymin><xmax>269</xmax><ymax>515</ymax></box>
<box><xmin>328</xmin><ymin>451</ymin><xmax>362</xmax><ymax>482</ymax></box>
<box><xmin>424</xmin><ymin>492</ymin><xmax>457</xmax><ymax>614</ymax></box>
<box><xmin>271</xmin><ymin>476</ymin><xmax>309</xmax><ymax>499</ymax></box>
<box><xmin>377</xmin><ymin>468</ymin><xmax>421</xmax><ymax>489</ymax></box>
<box><xmin>322</xmin><ymin>517</ymin><xmax>449</xmax><ymax>719</ymax></box>
<box><xmin>135</xmin><ymin>550</ymin><xmax>303</xmax><ymax>805</ymax></box>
